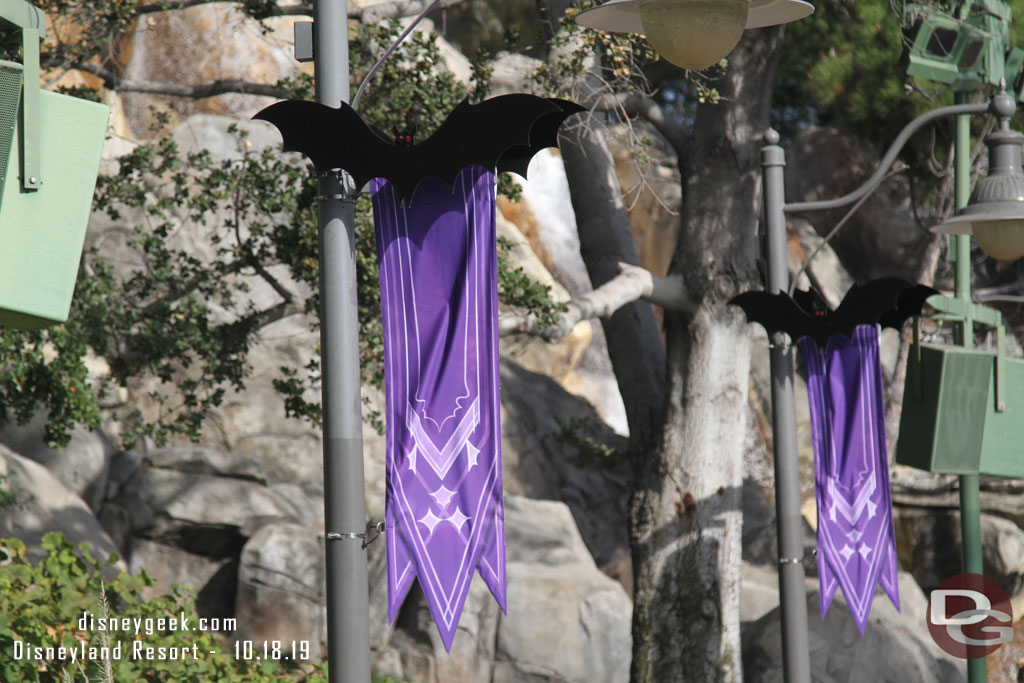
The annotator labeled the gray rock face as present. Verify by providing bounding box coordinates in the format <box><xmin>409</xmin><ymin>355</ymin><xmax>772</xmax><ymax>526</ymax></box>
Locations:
<box><xmin>142</xmin><ymin>447</ymin><xmax>267</xmax><ymax>484</ymax></box>
<box><xmin>0</xmin><ymin>445</ymin><xmax>124</xmax><ymax>574</ymax></box>
<box><xmin>375</xmin><ymin>495</ymin><xmax>632</xmax><ymax>683</ymax></box>
<box><xmin>493</xmin><ymin>496</ymin><xmax>632</xmax><ymax>683</ymax></box>
<box><xmin>786</xmin><ymin>126</ymin><xmax>936</xmax><ymax>283</ymax></box>
<box><xmin>95</xmin><ymin>446</ymin><xmax>310</xmax><ymax>620</ymax></box>
<box><xmin>104</xmin><ymin>466</ymin><xmax>300</xmax><ymax>549</ymax></box>
<box><xmin>233</xmin><ymin>523</ymin><xmax>326</xmax><ymax>661</ymax></box>
<box><xmin>220</xmin><ymin>495</ymin><xmax>631</xmax><ymax>683</ymax></box>
<box><xmin>743</xmin><ymin>575</ymin><xmax>965</xmax><ymax>683</ymax></box>
<box><xmin>894</xmin><ymin>507</ymin><xmax>1024</xmax><ymax>596</ymax></box>
<box><xmin>0</xmin><ymin>412</ymin><xmax>116</xmax><ymax>511</ymax></box>
<box><xmin>499</xmin><ymin>359</ymin><xmax>630</xmax><ymax>570</ymax></box>
<box><xmin>128</xmin><ymin>537</ymin><xmax>237</xmax><ymax>621</ymax></box>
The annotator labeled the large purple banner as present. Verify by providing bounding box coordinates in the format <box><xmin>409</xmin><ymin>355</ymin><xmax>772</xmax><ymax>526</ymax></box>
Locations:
<box><xmin>799</xmin><ymin>324</ymin><xmax>900</xmax><ymax>634</ymax></box>
<box><xmin>371</xmin><ymin>166</ymin><xmax>506</xmax><ymax>650</ymax></box>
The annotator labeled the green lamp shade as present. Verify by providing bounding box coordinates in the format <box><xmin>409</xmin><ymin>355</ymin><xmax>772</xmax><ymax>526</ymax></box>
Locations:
<box><xmin>0</xmin><ymin>90</ymin><xmax>109</xmax><ymax>329</ymax></box>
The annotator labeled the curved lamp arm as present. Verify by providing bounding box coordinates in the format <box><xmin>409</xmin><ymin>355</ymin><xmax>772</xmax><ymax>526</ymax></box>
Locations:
<box><xmin>784</xmin><ymin>100</ymin><xmax>990</xmax><ymax>213</ymax></box>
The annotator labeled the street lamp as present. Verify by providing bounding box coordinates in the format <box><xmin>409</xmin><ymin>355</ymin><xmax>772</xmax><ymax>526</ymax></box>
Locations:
<box><xmin>575</xmin><ymin>0</ymin><xmax>814</xmax><ymax>69</ymax></box>
<box><xmin>932</xmin><ymin>93</ymin><xmax>1024</xmax><ymax>261</ymax></box>
<box><xmin>760</xmin><ymin>87</ymin><xmax>1024</xmax><ymax>683</ymax></box>
<box><xmin>576</xmin><ymin>3</ymin><xmax>1024</xmax><ymax>683</ymax></box>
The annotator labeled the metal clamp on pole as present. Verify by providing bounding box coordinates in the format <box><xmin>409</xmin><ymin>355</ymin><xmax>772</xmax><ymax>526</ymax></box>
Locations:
<box><xmin>778</xmin><ymin>548</ymin><xmax>816</xmax><ymax>566</ymax></box>
<box><xmin>326</xmin><ymin>521</ymin><xmax>385</xmax><ymax>549</ymax></box>
<box><xmin>314</xmin><ymin>168</ymin><xmax>358</xmax><ymax>202</ymax></box>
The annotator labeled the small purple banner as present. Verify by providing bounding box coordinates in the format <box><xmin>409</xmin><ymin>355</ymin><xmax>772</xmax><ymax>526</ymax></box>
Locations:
<box><xmin>371</xmin><ymin>167</ymin><xmax>506</xmax><ymax>651</ymax></box>
<box><xmin>799</xmin><ymin>325</ymin><xmax>900</xmax><ymax>634</ymax></box>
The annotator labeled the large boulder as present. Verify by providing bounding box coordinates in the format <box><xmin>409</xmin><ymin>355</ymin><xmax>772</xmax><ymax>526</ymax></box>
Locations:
<box><xmin>743</xmin><ymin>572</ymin><xmax>965</xmax><ymax>683</ymax></box>
<box><xmin>0</xmin><ymin>444</ymin><xmax>124</xmax><ymax>574</ymax></box>
<box><xmin>786</xmin><ymin>126</ymin><xmax>936</xmax><ymax>282</ymax></box>
<box><xmin>509</xmin><ymin>148</ymin><xmax>629</xmax><ymax>436</ymax></box>
<box><xmin>99</xmin><ymin>446</ymin><xmax>309</xmax><ymax>612</ymax></box>
<box><xmin>499</xmin><ymin>359</ymin><xmax>630</xmax><ymax>570</ymax></box>
<box><xmin>233</xmin><ymin>522</ymin><xmax>326</xmax><ymax>660</ymax></box>
<box><xmin>128</xmin><ymin>538</ymin><xmax>238</xmax><ymax>622</ymax></box>
<box><xmin>894</xmin><ymin>507</ymin><xmax>1024</xmax><ymax>596</ymax></box>
<box><xmin>228</xmin><ymin>496</ymin><xmax>632</xmax><ymax>683</ymax></box>
<box><xmin>492</xmin><ymin>496</ymin><xmax>632</xmax><ymax>683</ymax></box>
<box><xmin>375</xmin><ymin>495</ymin><xmax>632</xmax><ymax>683</ymax></box>
<box><xmin>0</xmin><ymin>412</ymin><xmax>116</xmax><ymax>511</ymax></box>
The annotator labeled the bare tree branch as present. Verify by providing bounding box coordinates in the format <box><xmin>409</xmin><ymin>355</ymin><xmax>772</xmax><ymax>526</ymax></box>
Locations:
<box><xmin>355</xmin><ymin>0</ymin><xmax>463</xmax><ymax>23</ymax></box>
<box><xmin>134</xmin><ymin>0</ymin><xmax>259</xmax><ymax>14</ymax></box>
<box><xmin>141</xmin><ymin>259</ymin><xmax>249</xmax><ymax>317</ymax></box>
<box><xmin>74</xmin><ymin>62</ymin><xmax>292</xmax><ymax>100</ymax></box>
<box><xmin>500</xmin><ymin>262</ymin><xmax>689</xmax><ymax>341</ymax></box>
<box><xmin>134</xmin><ymin>0</ymin><xmax>463</xmax><ymax>21</ymax></box>
<box><xmin>249</xmin><ymin>299</ymin><xmax>306</xmax><ymax>328</ymax></box>
<box><xmin>69</xmin><ymin>0</ymin><xmax>468</xmax><ymax>101</ymax></box>
<box><xmin>591</xmin><ymin>93</ymin><xmax>688</xmax><ymax>154</ymax></box>
<box><xmin>250</xmin><ymin>259</ymin><xmax>297</xmax><ymax>304</ymax></box>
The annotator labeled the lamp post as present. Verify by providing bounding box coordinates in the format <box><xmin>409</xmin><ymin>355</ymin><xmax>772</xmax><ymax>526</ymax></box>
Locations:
<box><xmin>575</xmin><ymin>2</ymin><xmax>1024</xmax><ymax>682</ymax></box>
<box><xmin>308</xmin><ymin>0</ymin><xmax>372</xmax><ymax>680</ymax></box>
<box><xmin>762</xmin><ymin>90</ymin><xmax>1024</xmax><ymax>683</ymax></box>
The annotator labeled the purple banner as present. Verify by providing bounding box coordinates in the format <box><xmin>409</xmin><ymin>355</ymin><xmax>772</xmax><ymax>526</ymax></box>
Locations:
<box><xmin>371</xmin><ymin>166</ymin><xmax>506</xmax><ymax>651</ymax></box>
<box><xmin>799</xmin><ymin>325</ymin><xmax>899</xmax><ymax>634</ymax></box>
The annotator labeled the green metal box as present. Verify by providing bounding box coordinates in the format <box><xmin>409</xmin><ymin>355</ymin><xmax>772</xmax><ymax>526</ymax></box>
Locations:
<box><xmin>0</xmin><ymin>89</ymin><xmax>109</xmax><ymax>329</ymax></box>
<box><xmin>895</xmin><ymin>343</ymin><xmax>1024</xmax><ymax>477</ymax></box>
<box><xmin>0</xmin><ymin>60</ymin><xmax>23</xmax><ymax>211</ymax></box>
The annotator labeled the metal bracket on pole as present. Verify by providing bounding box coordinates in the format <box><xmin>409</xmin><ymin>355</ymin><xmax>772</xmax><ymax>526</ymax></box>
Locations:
<box><xmin>294</xmin><ymin>21</ymin><xmax>314</xmax><ymax>62</ymax></box>
<box><xmin>314</xmin><ymin>168</ymin><xmax>358</xmax><ymax>202</ymax></box>
<box><xmin>923</xmin><ymin>293</ymin><xmax>1007</xmax><ymax>412</ymax></box>
<box><xmin>326</xmin><ymin>521</ymin><xmax>385</xmax><ymax>549</ymax></box>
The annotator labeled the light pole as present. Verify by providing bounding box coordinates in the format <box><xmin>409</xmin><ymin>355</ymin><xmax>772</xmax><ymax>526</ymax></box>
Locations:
<box><xmin>574</xmin><ymin>1</ymin><xmax>1024</xmax><ymax>680</ymax></box>
<box><xmin>763</xmin><ymin>90</ymin><xmax>1024</xmax><ymax>683</ymax></box>
<box><xmin>308</xmin><ymin>0</ymin><xmax>372</xmax><ymax>680</ymax></box>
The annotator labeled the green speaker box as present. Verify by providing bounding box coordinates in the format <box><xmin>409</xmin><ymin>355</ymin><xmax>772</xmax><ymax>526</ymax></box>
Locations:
<box><xmin>895</xmin><ymin>342</ymin><xmax>1024</xmax><ymax>478</ymax></box>
<box><xmin>0</xmin><ymin>86</ymin><xmax>109</xmax><ymax>329</ymax></box>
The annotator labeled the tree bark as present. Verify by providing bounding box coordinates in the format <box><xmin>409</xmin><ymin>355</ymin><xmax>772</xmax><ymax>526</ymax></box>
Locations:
<box><xmin>628</xmin><ymin>28</ymin><xmax>785</xmax><ymax>683</ymax></box>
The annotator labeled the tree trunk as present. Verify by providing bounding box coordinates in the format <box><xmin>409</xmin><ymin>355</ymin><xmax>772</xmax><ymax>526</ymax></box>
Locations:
<box><xmin>629</xmin><ymin>28</ymin><xmax>785</xmax><ymax>682</ymax></box>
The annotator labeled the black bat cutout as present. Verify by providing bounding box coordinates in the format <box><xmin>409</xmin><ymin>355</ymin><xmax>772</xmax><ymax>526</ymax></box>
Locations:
<box><xmin>730</xmin><ymin>278</ymin><xmax>937</xmax><ymax>348</ymax></box>
<box><xmin>253</xmin><ymin>94</ymin><xmax>585</xmax><ymax>202</ymax></box>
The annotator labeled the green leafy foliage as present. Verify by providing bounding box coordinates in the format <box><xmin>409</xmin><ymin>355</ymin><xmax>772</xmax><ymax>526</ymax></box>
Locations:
<box><xmin>0</xmin><ymin>14</ymin><xmax>568</xmax><ymax>447</ymax></box>
<box><xmin>549</xmin><ymin>416</ymin><xmax>623</xmax><ymax>464</ymax></box>
<box><xmin>496</xmin><ymin>238</ymin><xmax>568</xmax><ymax>329</ymax></box>
<box><xmin>0</xmin><ymin>532</ymin><xmax>325</xmax><ymax>682</ymax></box>
<box><xmin>532</xmin><ymin>1</ymin><xmax>657</xmax><ymax>97</ymax></box>
<box><xmin>773</xmin><ymin>0</ymin><xmax>1024</xmax><ymax>146</ymax></box>
<box><xmin>0</xmin><ymin>472</ymin><xmax>26</xmax><ymax>510</ymax></box>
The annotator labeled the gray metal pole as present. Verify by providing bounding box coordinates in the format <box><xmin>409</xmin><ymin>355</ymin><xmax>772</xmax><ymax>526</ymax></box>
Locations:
<box><xmin>313</xmin><ymin>1</ymin><xmax>372</xmax><ymax>680</ymax></box>
<box><xmin>761</xmin><ymin>129</ymin><xmax>812</xmax><ymax>683</ymax></box>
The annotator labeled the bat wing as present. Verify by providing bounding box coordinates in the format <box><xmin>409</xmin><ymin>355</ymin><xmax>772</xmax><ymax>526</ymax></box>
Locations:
<box><xmin>729</xmin><ymin>291</ymin><xmax>820</xmax><ymax>344</ymax></box>
<box><xmin>403</xmin><ymin>94</ymin><xmax>576</xmax><ymax>200</ymax></box>
<box><xmin>496</xmin><ymin>98</ymin><xmax>586</xmax><ymax>178</ymax></box>
<box><xmin>831</xmin><ymin>277</ymin><xmax>917</xmax><ymax>338</ymax></box>
<box><xmin>878</xmin><ymin>284</ymin><xmax>938</xmax><ymax>330</ymax></box>
<box><xmin>252</xmin><ymin>100</ymin><xmax>394</xmax><ymax>190</ymax></box>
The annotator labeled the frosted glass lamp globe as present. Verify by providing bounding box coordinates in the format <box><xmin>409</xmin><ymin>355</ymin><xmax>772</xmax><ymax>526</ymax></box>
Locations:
<box><xmin>639</xmin><ymin>0</ymin><xmax>749</xmax><ymax>70</ymax></box>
